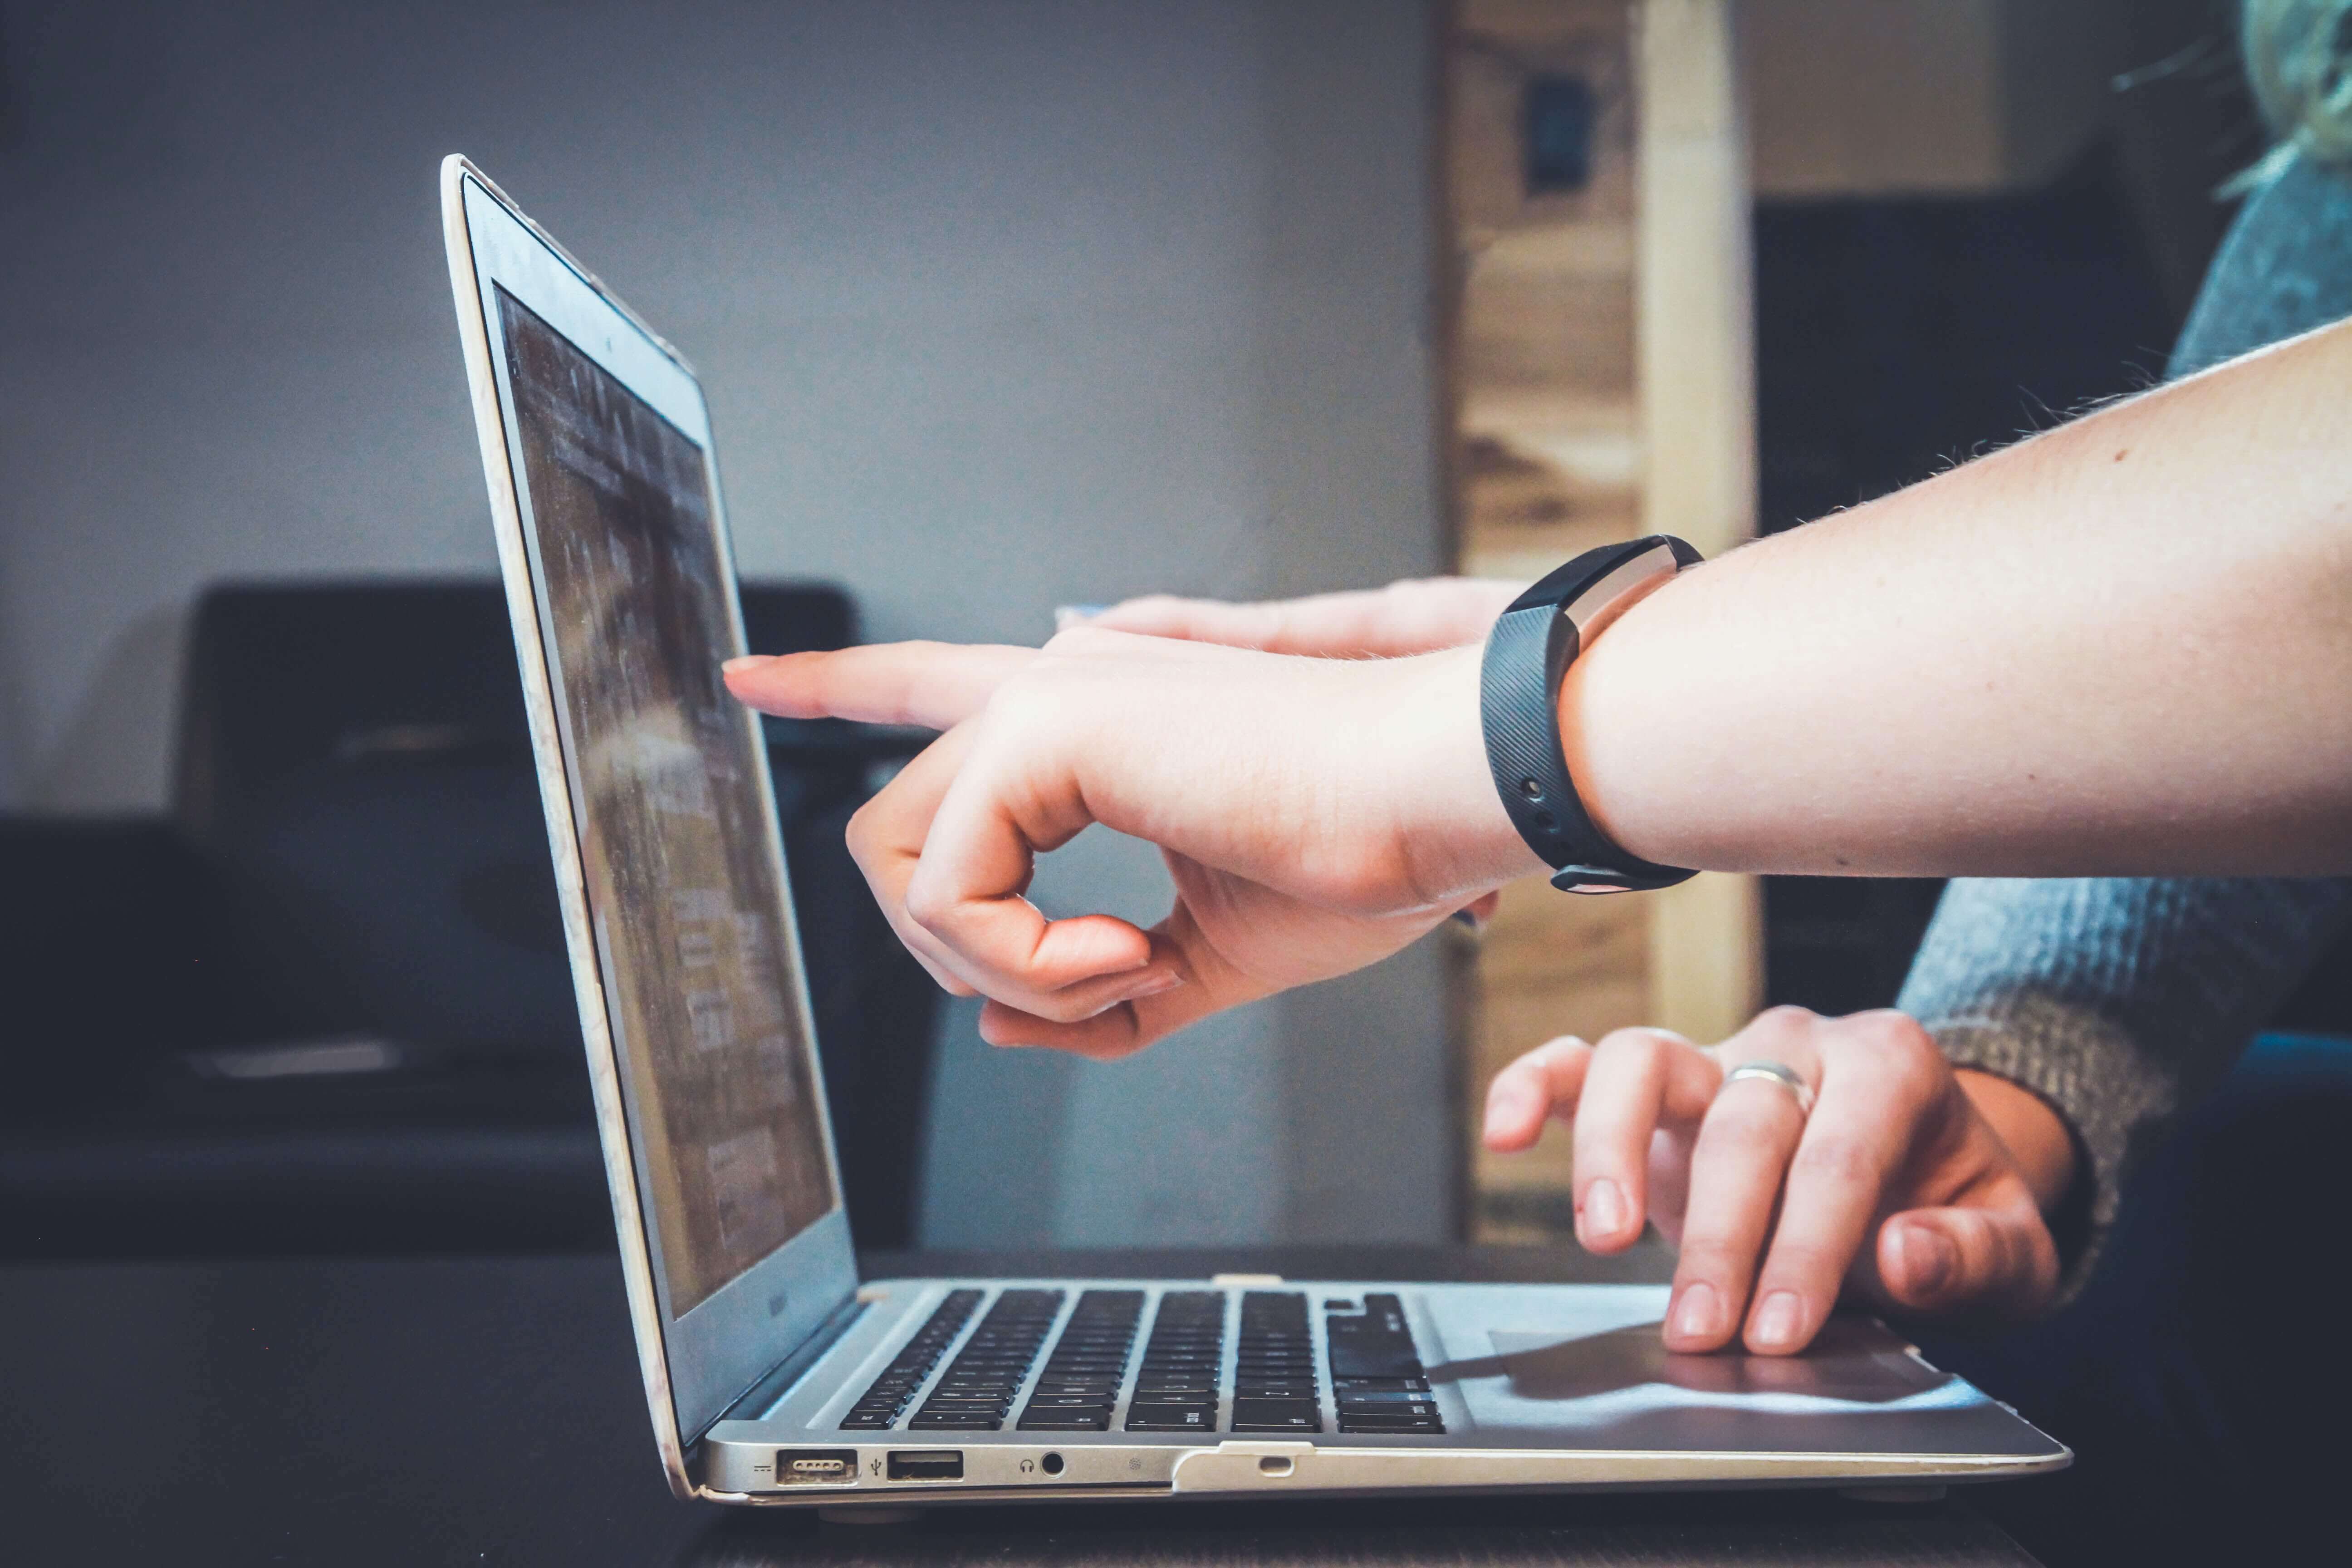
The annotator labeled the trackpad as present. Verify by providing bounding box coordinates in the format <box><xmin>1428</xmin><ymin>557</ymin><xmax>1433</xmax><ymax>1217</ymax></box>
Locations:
<box><xmin>1492</xmin><ymin>1319</ymin><xmax>1942</xmax><ymax>1403</ymax></box>
<box><xmin>1442</xmin><ymin>1319</ymin><xmax>1980</xmax><ymax>1449</ymax></box>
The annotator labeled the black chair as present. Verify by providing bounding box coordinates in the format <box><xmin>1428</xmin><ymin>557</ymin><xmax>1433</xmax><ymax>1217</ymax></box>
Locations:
<box><xmin>0</xmin><ymin>578</ymin><xmax>936</xmax><ymax>1254</ymax></box>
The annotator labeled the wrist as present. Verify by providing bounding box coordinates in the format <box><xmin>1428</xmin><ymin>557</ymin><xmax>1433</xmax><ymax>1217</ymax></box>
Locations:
<box><xmin>1376</xmin><ymin>644</ymin><xmax>1548</xmax><ymax>902</ymax></box>
<box><xmin>1956</xmin><ymin>1068</ymin><xmax>2078</xmax><ymax>1212</ymax></box>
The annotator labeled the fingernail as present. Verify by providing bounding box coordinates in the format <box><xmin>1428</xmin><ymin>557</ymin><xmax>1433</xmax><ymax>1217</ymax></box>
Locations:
<box><xmin>1752</xmin><ymin>1290</ymin><xmax>1804</xmax><ymax>1349</ymax></box>
<box><xmin>1092</xmin><ymin>970</ymin><xmax>1187</xmax><ymax>1014</ymax></box>
<box><xmin>1669</xmin><ymin>1281</ymin><xmax>1720</xmax><ymax>1342</ymax></box>
<box><xmin>1053</xmin><ymin>605</ymin><xmax>1108</xmax><ymax>632</ymax></box>
<box><xmin>1579</xmin><ymin>1178</ymin><xmax>1626</xmax><ymax>1243</ymax></box>
<box><xmin>1899</xmin><ymin>1223</ymin><xmax>1955</xmax><ymax>1296</ymax></box>
<box><xmin>721</xmin><ymin>655</ymin><xmax>773</xmax><ymax>674</ymax></box>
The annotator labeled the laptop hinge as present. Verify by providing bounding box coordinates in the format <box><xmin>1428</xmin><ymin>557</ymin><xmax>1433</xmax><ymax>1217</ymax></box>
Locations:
<box><xmin>701</xmin><ymin>1293</ymin><xmax>868</xmax><ymax>1436</ymax></box>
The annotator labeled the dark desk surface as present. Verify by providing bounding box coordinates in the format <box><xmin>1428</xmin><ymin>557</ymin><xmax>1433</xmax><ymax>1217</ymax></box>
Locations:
<box><xmin>0</xmin><ymin>1246</ymin><xmax>2038</xmax><ymax>1566</ymax></box>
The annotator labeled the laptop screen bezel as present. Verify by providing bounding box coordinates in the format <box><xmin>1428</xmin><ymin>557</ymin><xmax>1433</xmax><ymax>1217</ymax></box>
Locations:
<box><xmin>443</xmin><ymin>158</ymin><xmax>857</xmax><ymax>1470</ymax></box>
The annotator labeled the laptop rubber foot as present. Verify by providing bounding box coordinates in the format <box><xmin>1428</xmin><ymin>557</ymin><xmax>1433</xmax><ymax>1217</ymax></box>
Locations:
<box><xmin>818</xmin><ymin>1506</ymin><xmax>925</xmax><ymax>1525</ymax></box>
<box><xmin>1839</xmin><ymin>1485</ymin><xmax>1948</xmax><ymax>1504</ymax></box>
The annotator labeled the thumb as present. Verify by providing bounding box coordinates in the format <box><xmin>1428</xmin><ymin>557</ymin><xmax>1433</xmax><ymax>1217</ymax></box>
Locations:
<box><xmin>1873</xmin><ymin>1201</ymin><xmax>2058</xmax><ymax>1319</ymax></box>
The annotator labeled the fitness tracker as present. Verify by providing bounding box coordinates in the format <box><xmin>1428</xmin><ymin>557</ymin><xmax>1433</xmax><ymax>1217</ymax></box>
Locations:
<box><xmin>1479</xmin><ymin>535</ymin><xmax>1702</xmax><ymax>895</ymax></box>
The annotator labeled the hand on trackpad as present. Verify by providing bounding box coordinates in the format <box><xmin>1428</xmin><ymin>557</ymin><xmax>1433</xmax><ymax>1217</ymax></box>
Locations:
<box><xmin>1484</xmin><ymin>1320</ymin><xmax>1945</xmax><ymax>1406</ymax></box>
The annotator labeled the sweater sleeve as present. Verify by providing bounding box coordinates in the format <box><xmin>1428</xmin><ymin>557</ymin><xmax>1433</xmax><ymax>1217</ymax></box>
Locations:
<box><xmin>1896</xmin><ymin>877</ymin><xmax>2352</xmax><ymax>1287</ymax></box>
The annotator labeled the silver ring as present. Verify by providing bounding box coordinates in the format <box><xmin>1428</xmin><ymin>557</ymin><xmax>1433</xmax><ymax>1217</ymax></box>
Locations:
<box><xmin>1720</xmin><ymin>1061</ymin><xmax>1815</xmax><ymax>1117</ymax></box>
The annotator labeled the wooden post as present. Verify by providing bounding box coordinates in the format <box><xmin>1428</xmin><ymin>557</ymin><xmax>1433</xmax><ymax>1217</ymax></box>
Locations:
<box><xmin>1443</xmin><ymin>0</ymin><xmax>1760</xmax><ymax>1240</ymax></box>
<box><xmin>1637</xmin><ymin>0</ymin><xmax>1762</xmax><ymax>1046</ymax></box>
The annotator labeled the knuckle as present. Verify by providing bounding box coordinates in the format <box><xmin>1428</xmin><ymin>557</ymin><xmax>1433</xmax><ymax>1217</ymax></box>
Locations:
<box><xmin>1596</xmin><ymin>1026</ymin><xmax>1679</xmax><ymax>1065</ymax></box>
<box><xmin>1531</xmin><ymin>1034</ymin><xmax>1592</xmax><ymax>1067</ymax></box>
<box><xmin>1853</xmin><ymin>1010</ymin><xmax>1943</xmax><ymax>1073</ymax></box>
<box><xmin>1041</xmin><ymin>622</ymin><xmax>1122</xmax><ymax>658</ymax></box>
<box><xmin>1485</xmin><ymin>1070</ymin><xmax>1534</xmax><ymax>1109</ymax></box>
<box><xmin>1701</xmin><ymin>1098</ymin><xmax>1795</xmax><ymax>1153</ymax></box>
<box><xmin>982</xmin><ymin>672</ymin><xmax>1057</xmax><ymax>725</ymax></box>
<box><xmin>1790</xmin><ymin>1132</ymin><xmax>1883</xmax><ymax>1188</ymax></box>
<box><xmin>901</xmin><ymin>877</ymin><xmax>953</xmax><ymax>933</ymax></box>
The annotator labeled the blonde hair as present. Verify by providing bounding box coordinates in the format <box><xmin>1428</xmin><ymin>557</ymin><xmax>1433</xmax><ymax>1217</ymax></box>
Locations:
<box><xmin>2244</xmin><ymin>0</ymin><xmax>2352</xmax><ymax>164</ymax></box>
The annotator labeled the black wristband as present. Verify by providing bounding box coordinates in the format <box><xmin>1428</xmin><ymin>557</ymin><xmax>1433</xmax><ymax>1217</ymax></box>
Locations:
<box><xmin>1479</xmin><ymin>536</ymin><xmax>1702</xmax><ymax>894</ymax></box>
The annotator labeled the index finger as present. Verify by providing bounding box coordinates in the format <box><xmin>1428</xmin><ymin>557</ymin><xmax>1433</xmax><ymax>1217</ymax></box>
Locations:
<box><xmin>1086</xmin><ymin>580</ymin><xmax>1521</xmax><ymax>657</ymax></box>
<box><xmin>1080</xmin><ymin>594</ymin><xmax>1305</xmax><ymax>651</ymax></box>
<box><xmin>722</xmin><ymin>642</ymin><xmax>1039</xmax><ymax>729</ymax></box>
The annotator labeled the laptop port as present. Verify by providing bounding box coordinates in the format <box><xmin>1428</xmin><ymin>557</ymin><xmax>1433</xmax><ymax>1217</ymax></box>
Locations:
<box><xmin>773</xmin><ymin>1449</ymin><xmax>857</xmax><ymax>1485</ymax></box>
<box><xmin>886</xmin><ymin>1450</ymin><xmax>964</xmax><ymax>1481</ymax></box>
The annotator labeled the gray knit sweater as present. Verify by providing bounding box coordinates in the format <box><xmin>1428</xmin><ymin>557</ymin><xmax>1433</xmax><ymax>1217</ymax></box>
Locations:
<box><xmin>1896</xmin><ymin>152</ymin><xmax>2352</xmax><ymax>1279</ymax></box>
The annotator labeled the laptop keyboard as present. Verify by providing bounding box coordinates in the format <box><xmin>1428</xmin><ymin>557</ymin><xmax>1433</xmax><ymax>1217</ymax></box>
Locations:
<box><xmin>1230</xmin><ymin>1290</ymin><xmax>1321</xmax><ymax>1432</ymax></box>
<box><xmin>1016</xmin><ymin>1288</ymin><xmax>1144</xmax><ymax>1431</ymax></box>
<box><xmin>1328</xmin><ymin>1292</ymin><xmax>1444</xmax><ymax>1433</ymax></box>
<box><xmin>838</xmin><ymin>1287</ymin><xmax>983</xmax><ymax>1429</ymax></box>
<box><xmin>841</xmin><ymin>1285</ymin><xmax>1442</xmax><ymax>1436</ymax></box>
<box><xmin>1123</xmin><ymin>1289</ymin><xmax>1223</xmax><ymax>1432</ymax></box>
<box><xmin>906</xmin><ymin>1288</ymin><xmax>1064</xmax><ymax>1430</ymax></box>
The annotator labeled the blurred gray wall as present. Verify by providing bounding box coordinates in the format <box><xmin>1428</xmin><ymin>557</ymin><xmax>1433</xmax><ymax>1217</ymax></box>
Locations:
<box><xmin>0</xmin><ymin>0</ymin><xmax>1452</xmax><ymax>1247</ymax></box>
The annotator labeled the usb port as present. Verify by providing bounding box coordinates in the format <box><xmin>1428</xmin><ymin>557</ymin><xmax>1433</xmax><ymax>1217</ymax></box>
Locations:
<box><xmin>886</xmin><ymin>1450</ymin><xmax>964</xmax><ymax>1482</ymax></box>
<box><xmin>773</xmin><ymin>1448</ymin><xmax>857</xmax><ymax>1485</ymax></box>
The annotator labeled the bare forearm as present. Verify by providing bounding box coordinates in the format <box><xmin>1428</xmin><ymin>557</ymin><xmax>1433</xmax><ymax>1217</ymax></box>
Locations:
<box><xmin>1568</xmin><ymin>317</ymin><xmax>2352</xmax><ymax>877</ymax></box>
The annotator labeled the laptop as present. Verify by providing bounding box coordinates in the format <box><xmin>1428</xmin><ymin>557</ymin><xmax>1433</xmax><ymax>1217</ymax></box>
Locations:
<box><xmin>438</xmin><ymin>155</ymin><xmax>2068</xmax><ymax>1508</ymax></box>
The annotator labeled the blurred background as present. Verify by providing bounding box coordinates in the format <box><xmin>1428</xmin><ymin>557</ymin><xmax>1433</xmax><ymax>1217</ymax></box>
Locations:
<box><xmin>0</xmin><ymin>0</ymin><xmax>2263</xmax><ymax>1260</ymax></box>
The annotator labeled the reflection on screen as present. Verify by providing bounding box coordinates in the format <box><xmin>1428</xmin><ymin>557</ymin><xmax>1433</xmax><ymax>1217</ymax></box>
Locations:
<box><xmin>499</xmin><ymin>289</ymin><xmax>835</xmax><ymax>1315</ymax></box>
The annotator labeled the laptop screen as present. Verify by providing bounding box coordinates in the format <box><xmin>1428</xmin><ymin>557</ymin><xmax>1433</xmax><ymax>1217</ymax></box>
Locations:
<box><xmin>497</xmin><ymin>286</ymin><xmax>838</xmax><ymax>1317</ymax></box>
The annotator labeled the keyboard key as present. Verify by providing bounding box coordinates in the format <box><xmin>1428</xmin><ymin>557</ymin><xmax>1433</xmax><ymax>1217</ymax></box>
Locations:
<box><xmin>1325</xmin><ymin>1293</ymin><xmax>1429</xmax><ymax>1380</ymax></box>
<box><xmin>1230</xmin><ymin>1396</ymin><xmax>1322</xmax><ymax>1432</ymax></box>
<box><xmin>1338</xmin><ymin>1413</ymin><xmax>1443</xmax><ymax>1433</ymax></box>
<box><xmin>1338</xmin><ymin>1400</ymin><xmax>1440</xmax><ymax>1420</ymax></box>
<box><xmin>1016</xmin><ymin>1407</ymin><xmax>1112</xmax><ymax>1431</ymax></box>
<box><xmin>1126</xmin><ymin>1401</ymin><xmax>1216</xmax><ymax>1431</ymax></box>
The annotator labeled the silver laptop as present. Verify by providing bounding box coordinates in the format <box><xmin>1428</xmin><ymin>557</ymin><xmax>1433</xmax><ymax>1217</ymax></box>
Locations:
<box><xmin>439</xmin><ymin>155</ymin><xmax>2068</xmax><ymax>1508</ymax></box>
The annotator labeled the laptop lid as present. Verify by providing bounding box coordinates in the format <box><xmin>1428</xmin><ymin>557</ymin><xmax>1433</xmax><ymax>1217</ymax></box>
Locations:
<box><xmin>440</xmin><ymin>157</ymin><xmax>857</xmax><ymax>1492</ymax></box>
